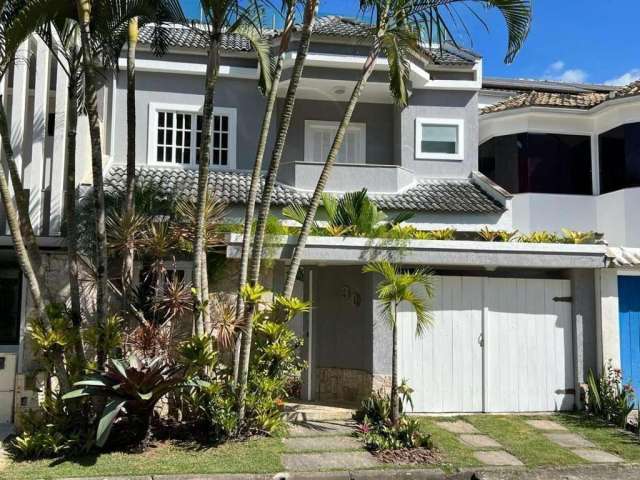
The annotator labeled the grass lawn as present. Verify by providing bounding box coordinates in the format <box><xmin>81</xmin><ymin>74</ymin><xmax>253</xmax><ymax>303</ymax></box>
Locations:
<box><xmin>419</xmin><ymin>413</ymin><xmax>640</xmax><ymax>471</ymax></box>
<box><xmin>0</xmin><ymin>437</ymin><xmax>284</xmax><ymax>480</ymax></box>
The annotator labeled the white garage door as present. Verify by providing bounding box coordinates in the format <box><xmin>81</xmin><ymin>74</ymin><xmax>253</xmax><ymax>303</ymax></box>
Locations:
<box><xmin>398</xmin><ymin>276</ymin><xmax>574</xmax><ymax>413</ymax></box>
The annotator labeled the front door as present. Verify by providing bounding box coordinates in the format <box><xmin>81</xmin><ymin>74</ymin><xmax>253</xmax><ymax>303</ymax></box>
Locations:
<box><xmin>619</xmin><ymin>276</ymin><xmax>640</xmax><ymax>406</ymax></box>
<box><xmin>0</xmin><ymin>269</ymin><xmax>21</xmax><ymax>423</ymax></box>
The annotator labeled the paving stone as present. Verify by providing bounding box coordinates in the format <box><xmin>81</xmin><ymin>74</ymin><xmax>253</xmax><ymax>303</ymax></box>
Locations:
<box><xmin>525</xmin><ymin>419</ymin><xmax>568</xmax><ymax>431</ymax></box>
<box><xmin>544</xmin><ymin>432</ymin><xmax>596</xmax><ymax>449</ymax></box>
<box><xmin>283</xmin><ymin>435</ymin><xmax>362</xmax><ymax>452</ymax></box>
<box><xmin>459</xmin><ymin>434</ymin><xmax>502</xmax><ymax>449</ymax></box>
<box><xmin>282</xmin><ymin>451</ymin><xmax>380</xmax><ymax>472</ymax></box>
<box><xmin>288</xmin><ymin>421</ymin><xmax>356</xmax><ymax>437</ymax></box>
<box><xmin>435</xmin><ymin>420</ymin><xmax>479</xmax><ymax>434</ymax></box>
<box><xmin>571</xmin><ymin>448</ymin><xmax>624</xmax><ymax>463</ymax></box>
<box><xmin>474</xmin><ymin>450</ymin><xmax>524</xmax><ymax>466</ymax></box>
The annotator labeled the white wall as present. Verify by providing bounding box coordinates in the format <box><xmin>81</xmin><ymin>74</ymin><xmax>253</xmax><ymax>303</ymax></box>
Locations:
<box><xmin>510</xmin><ymin>187</ymin><xmax>640</xmax><ymax>249</ymax></box>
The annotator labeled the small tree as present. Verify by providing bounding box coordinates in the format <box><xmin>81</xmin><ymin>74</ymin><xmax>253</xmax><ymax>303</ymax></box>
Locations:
<box><xmin>363</xmin><ymin>260</ymin><xmax>434</xmax><ymax>425</ymax></box>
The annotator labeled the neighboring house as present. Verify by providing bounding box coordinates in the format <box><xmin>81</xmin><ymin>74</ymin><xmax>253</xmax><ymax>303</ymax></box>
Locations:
<box><xmin>1</xmin><ymin>16</ymin><xmax>639</xmax><ymax>424</ymax></box>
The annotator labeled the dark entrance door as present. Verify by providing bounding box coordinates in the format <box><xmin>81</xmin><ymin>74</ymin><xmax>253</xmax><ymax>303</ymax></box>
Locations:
<box><xmin>0</xmin><ymin>269</ymin><xmax>22</xmax><ymax>345</ymax></box>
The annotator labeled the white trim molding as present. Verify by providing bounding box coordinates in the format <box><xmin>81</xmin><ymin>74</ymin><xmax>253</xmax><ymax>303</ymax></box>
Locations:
<box><xmin>304</xmin><ymin>120</ymin><xmax>366</xmax><ymax>164</ymax></box>
<box><xmin>415</xmin><ymin>117</ymin><xmax>465</xmax><ymax>161</ymax></box>
<box><xmin>146</xmin><ymin>102</ymin><xmax>237</xmax><ymax>170</ymax></box>
<box><xmin>118</xmin><ymin>57</ymin><xmax>258</xmax><ymax>80</ymax></box>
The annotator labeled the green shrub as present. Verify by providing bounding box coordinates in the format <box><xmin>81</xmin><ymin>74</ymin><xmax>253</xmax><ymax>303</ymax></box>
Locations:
<box><xmin>478</xmin><ymin>226</ymin><xmax>518</xmax><ymax>242</ymax></box>
<box><xmin>585</xmin><ymin>362</ymin><xmax>635</xmax><ymax>428</ymax></box>
<box><xmin>561</xmin><ymin>228</ymin><xmax>596</xmax><ymax>244</ymax></box>
<box><xmin>518</xmin><ymin>231</ymin><xmax>560</xmax><ymax>243</ymax></box>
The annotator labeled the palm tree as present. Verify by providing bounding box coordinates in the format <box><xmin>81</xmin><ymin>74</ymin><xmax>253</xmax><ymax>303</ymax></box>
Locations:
<box><xmin>106</xmin><ymin>0</ymin><xmax>185</xmax><ymax>312</ymax></box>
<box><xmin>233</xmin><ymin>0</ymin><xmax>297</xmax><ymax>385</ymax></box>
<box><xmin>192</xmin><ymin>0</ymin><xmax>271</xmax><ymax>335</ymax></box>
<box><xmin>0</xmin><ymin>0</ymin><xmax>72</xmax><ymax>392</ymax></box>
<box><xmin>235</xmin><ymin>0</ymin><xmax>319</xmax><ymax>423</ymax></box>
<box><xmin>363</xmin><ymin>260</ymin><xmax>434</xmax><ymax>424</ymax></box>
<box><xmin>38</xmin><ymin>18</ymin><xmax>87</xmax><ymax>366</ymax></box>
<box><xmin>281</xmin><ymin>0</ymin><xmax>532</xmax><ymax>298</ymax></box>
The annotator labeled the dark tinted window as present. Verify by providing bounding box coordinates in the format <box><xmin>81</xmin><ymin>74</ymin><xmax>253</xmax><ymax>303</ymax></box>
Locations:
<box><xmin>0</xmin><ymin>271</ymin><xmax>21</xmax><ymax>344</ymax></box>
<box><xmin>479</xmin><ymin>133</ymin><xmax>592</xmax><ymax>195</ymax></box>
<box><xmin>599</xmin><ymin>122</ymin><xmax>640</xmax><ymax>194</ymax></box>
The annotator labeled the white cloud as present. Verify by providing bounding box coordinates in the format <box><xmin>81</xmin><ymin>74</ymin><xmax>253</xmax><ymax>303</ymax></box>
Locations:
<box><xmin>605</xmin><ymin>69</ymin><xmax>640</xmax><ymax>86</ymax></box>
<box><xmin>541</xmin><ymin>61</ymin><xmax>588</xmax><ymax>84</ymax></box>
<box><xmin>556</xmin><ymin>69</ymin><xmax>588</xmax><ymax>83</ymax></box>
<box><xmin>549</xmin><ymin>60</ymin><xmax>565</xmax><ymax>72</ymax></box>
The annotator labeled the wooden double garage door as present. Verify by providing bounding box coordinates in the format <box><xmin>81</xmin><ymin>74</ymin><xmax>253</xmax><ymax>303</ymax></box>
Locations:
<box><xmin>398</xmin><ymin>276</ymin><xmax>574</xmax><ymax>413</ymax></box>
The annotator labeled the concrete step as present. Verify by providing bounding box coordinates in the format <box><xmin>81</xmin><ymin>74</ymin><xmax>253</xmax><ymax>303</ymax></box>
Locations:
<box><xmin>288</xmin><ymin>420</ymin><xmax>357</xmax><ymax>438</ymax></box>
<box><xmin>284</xmin><ymin>402</ymin><xmax>355</xmax><ymax>422</ymax></box>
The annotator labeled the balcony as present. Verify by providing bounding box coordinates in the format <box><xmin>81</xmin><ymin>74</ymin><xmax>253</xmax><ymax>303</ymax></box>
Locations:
<box><xmin>277</xmin><ymin>161</ymin><xmax>416</xmax><ymax>194</ymax></box>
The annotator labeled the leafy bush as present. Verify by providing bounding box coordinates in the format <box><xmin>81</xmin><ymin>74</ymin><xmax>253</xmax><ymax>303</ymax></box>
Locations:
<box><xmin>9</xmin><ymin>396</ymin><xmax>88</xmax><ymax>460</ymax></box>
<box><xmin>413</xmin><ymin>228</ymin><xmax>456</xmax><ymax>240</ymax></box>
<box><xmin>354</xmin><ymin>383</ymin><xmax>431</xmax><ymax>451</ymax></box>
<box><xmin>478</xmin><ymin>227</ymin><xmax>518</xmax><ymax>242</ymax></box>
<box><xmin>63</xmin><ymin>355</ymin><xmax>185</xmax><ymax>448</ymax></box>
<box><xmin>585</xmin><ymin>362</ymin><xmax>635</xmax><ymax>428</ymax></box>
<box><xmin>561</xmin><ymin>228</ymin><xmax>596</xmax><ymax>244</ymax></box>
<box><xmin>518</xmin><ymin>231</ymin><xmax>561</xmax><ymax>243</ymax></box>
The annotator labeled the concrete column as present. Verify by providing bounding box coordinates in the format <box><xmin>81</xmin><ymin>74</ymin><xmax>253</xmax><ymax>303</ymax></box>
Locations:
<box><xmin>10</xmin><ymin>42</ymin><xmax>29</xmax><ymax>189</ymax></box>
<box><xmin>301</xmin><ymin>268</ymin><xmax>314</xmax><ymax>401</ymax></box>
<box><xmin>594</xmin><ymin>268</ymin><xmax>621</xmax><ymax>372</ymax></box>
<box><xmin>27</xmin><ymin>38</ymin><xmax>50</xmax><ymax>234</ymax></box>
<box><xmin>49</xmin><ymin>52</ymin><xmax>68</xmax><ymax>236</ymax></box>
<box><xmin>570</xmin><ymin>269</ymin><xmax>597</xmax><ymax>408</ymax></box>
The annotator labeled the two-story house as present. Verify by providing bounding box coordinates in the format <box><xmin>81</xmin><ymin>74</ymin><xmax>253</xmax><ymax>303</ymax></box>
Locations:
<box><xmin>1</xmin><ymin>16</ymin><xmax>639</xmax><ymax>424</ymax></box>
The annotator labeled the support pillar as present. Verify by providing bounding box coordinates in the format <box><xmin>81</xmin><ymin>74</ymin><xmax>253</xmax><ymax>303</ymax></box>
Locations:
<box><xmin>594</xmin><ymin>268</ymin><xmax>621</xmax><ymax>372</ymax></box>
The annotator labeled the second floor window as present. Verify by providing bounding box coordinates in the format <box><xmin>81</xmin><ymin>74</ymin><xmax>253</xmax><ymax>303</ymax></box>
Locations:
<box><xmin>149</xmin><ymin>103</ymin><xmax>237</xmax><ymax>169</ymax></box>
<box><xmin>304</xmin><ymin>120</ymin><xmax>366</xmax><ymax>164</ymax></box>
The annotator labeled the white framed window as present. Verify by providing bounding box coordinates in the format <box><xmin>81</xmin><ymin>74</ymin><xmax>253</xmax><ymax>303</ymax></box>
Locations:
<box><xmin>304</xmin><ymin>120</ymin><xmax>366</xmax><ymax>164</ymax></box>
<box><xmin>415</xmin><ymin>117</ymin><xmax>464</xmax><ymax>161</ymax></box>
<box><xmin>147</xmin><ymin>103</ymin><xmax>237</xmax><ymax>169</ymax></box>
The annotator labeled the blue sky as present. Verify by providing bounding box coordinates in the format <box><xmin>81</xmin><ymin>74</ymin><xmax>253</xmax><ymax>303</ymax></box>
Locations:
<box><xmin>180</xmin><ymin>0</ymin><xmax>640</xmax><ymax>86</ymax></box>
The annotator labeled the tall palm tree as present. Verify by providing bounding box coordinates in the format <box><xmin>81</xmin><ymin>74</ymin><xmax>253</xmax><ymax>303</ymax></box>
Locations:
<box><xmin>105</xmin><ymin>0</ymin><xmax>185</xmax><ymax>312</ymax></box>
<box><xmin>281</xmin><ymin>0</ymin><xmax>532</xmax><ymax>298</ymax></box>
<box><xmin>235</xmin><ymin>0</ymin><xmax>318</xmax><ymax>423</ymax></box>
<box><xmin>363</xmin><ymin>260</ymin><xmax>434</xmax><ymax>424</ymax></box>
<box><xmin>192</xmin><ymin>0</ymin><xmax>270</xmax><ymax>335</ymax></box>
<box><xmin>38</xmin><ymin>18</ymin><xmax>87</xmax><ymax>367</ymax></box>
<box><xmin>233</xmin><ymin>0</ymin><xmax>297</xmax><ymax>384</ymax></box>
<box><xmin>0</xmin><ymin>0</ymin><xmax>73</xmax><ymax>392</ymax></box>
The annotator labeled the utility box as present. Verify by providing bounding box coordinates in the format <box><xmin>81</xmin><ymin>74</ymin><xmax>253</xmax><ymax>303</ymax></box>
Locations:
<box><xmin>0</xmin><ymin>353</ymin><xmax>16</xmax><ymax>423</ymax></box>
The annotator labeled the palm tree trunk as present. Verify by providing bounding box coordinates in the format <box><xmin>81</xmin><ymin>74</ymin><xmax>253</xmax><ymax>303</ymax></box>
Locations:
<box><xmin>391</xmin><ymin>302</ymin><xmax>399</xmax><ymax>425</ymax></box>
<box><xmin>123</xmin><ymin>17</ymin><xmax>138</xmax><ymax>312</ymax></box>
<box><xmin>0</xmin><ymin>101</ymin><xmax>46</xmax><ymax>287</ymax></box>
<box><xmin>236</xmin><ymin>0</ymin><xmax>318</xmax><ymax>422</ymax></box>
<box><xmin>0</xmin><ymin>140</ymin><xmax>71</xmax><ymax>393</ymax></box>
<box><xmin>193</xmin><ymin>41</ymin><xmax>220</xmax><ymax>335</ymax></box>
<box><xmin>76</xmin><ymin>0</ymin><xmax>109</xmax><ymax>369</ymax></box>
<box><xmin>282</xmin><ymin>42</ymin><xmax>382</xmax><ymax>298</ymax></box>
<box><xmin>65</xmin><ymin>73</ymin><xmax>86</xmax><ymax>367</ymax></box>
<box><xmin>233</xmin><ymin>7</ymin><xmax>295</xmax><ymax>384</ymax></box>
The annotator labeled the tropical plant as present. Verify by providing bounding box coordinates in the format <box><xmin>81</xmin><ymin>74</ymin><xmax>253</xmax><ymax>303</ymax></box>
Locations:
<box><xmin>478</xmin><ymin>226</ymin><xmax>518</xmax><ymax>242</ymax></box>
<box><xmin>518</xmin><ymin>231</ymin><xmax>560</xmax><ymax>243</ymax></box>
<box><xmin>363</xmin><ymin>260</ymin><xmax>434</xmax><ymax>424</ymax></box>
<box><xmin>585</xmin><ymin>363</ymin><xmax>635</xmax><ymax>428</ymax></box>
<box><xmin>0</xmin><ymin>0</ymin><xmax>73</xmax><ymax>393</ymax></box>
<box><xmin>283</xmin><ymin>189</ymin><xmax>413</xmax><ymax>238</ymax></box>
<box><xmin>237</xmin><ymin>0</ymin><xmax>319</xmax><ymax>421</ymax></box>
<box><xmin>561</xmin><ymin>228</ymin><xmax>596</xmax><ymax>244</ymax></box>
<box><xmin>415</xmin><ymin>228</ymin><xmax>457</xmax><ymax>241</ymax></box>
<box><xmin>191</xmin><ymin>1</ymin><xmax>271</xmax><ymax>337</ymax></box>
<box><xmin>281</xmin><ymin>0</ymin><xmax>532</xmax><ymax>300</ymax></box>
<box><xmin>63</xmin><ymin>354</ymin><xmax>185</xmax><ymax>448</ymax></box>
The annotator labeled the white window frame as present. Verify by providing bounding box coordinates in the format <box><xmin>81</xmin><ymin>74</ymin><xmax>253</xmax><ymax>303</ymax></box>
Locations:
<box><xmin>415</xmin><ymin>117</ymin><xmax>464</xmax><ymax>161</ymax></box>
<box><xmin>147</xmin><ymin>102</ymin><xmax>237</xmax><ymax>169</ymax></box>
<box><xmin>304</xmin><ymin>120</ymin><xmax>367</xmax><ymax>164</ymax></box>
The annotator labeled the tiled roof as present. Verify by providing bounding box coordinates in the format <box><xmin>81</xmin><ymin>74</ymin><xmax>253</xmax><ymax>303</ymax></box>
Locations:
<box><xmin>138</xmin><ymin>24</ymin><xmax>257</xmax><ymax>52</ymax></box>
<box><xmin>612</xmin><ymin>80</ymin><xmax>640</xmax><ymax>99</ymax></box>
<box><xmin>481</xmin><ymin>79</ymin><xmax>640</xmax><ymax>115</ymax></box>
<box><xmin>482</xmin><ymin>77</ymin><xmax>618</xmax><ymax>94</ymax></box>
<box><xmin>138</xmin><ymin>17</ymin><xmax>476</xmax><ymax>65</ymax></box>
<box><xmin>481</xmin><ymin>90</ymin><xmax>608</xmax><ymax>114</ymax></box>
<box><xmin>105</xmin><ymin>166</ymin><xmax>503</xmax><ymax>214</ymax></box>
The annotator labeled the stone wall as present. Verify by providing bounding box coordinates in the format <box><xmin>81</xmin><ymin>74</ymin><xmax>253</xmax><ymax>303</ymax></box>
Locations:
<box><xmin>316</xmin><ymin>367</ymin><xmax>370</xmax><ymax>403</ymax></box>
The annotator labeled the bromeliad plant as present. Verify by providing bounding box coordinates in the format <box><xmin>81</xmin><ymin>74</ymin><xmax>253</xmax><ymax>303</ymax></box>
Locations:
<box><xmin>585</xmin><ymin>362</ymin><xmax>635</xmax><ymax>428</ymax></box>
<box><xmin>284</xmin><ymin>189</ymin><xmax>413</xmax><ymax>238</ymax></box>
<box><xmin>62</xmin><ymin>354</ymin><xmax>185</xmax><ymax>448</ymax></box>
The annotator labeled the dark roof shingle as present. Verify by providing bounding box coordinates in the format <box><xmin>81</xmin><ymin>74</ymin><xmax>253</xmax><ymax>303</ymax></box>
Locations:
<box><xmin>105</xmin><ymin>166</ymin><xmax>503</xmax><ymax>214</ymax></box>
<box><xmin>138</xmin><ymin>16</ymin><xmax>477</xmax><ymax>65</ymax></box>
